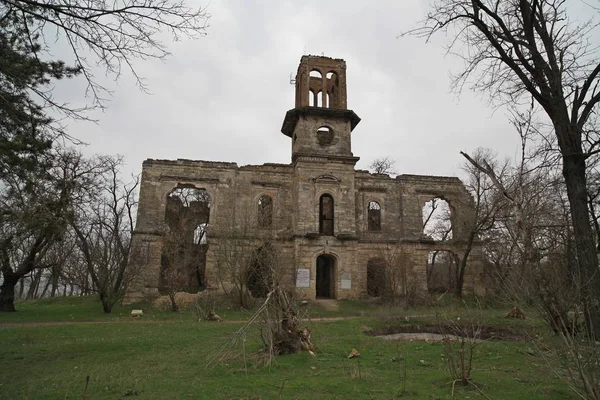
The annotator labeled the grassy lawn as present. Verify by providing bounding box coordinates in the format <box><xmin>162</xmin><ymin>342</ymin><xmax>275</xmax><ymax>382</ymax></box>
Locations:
<box><xmin>0</xmin><ymin>297</ymin><xmax>575</xmax><ymax>399</ymax></box>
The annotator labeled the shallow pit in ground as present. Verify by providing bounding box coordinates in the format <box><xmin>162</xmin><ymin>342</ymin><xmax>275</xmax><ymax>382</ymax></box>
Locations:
<box><xmin>365</xmin><ymin>324</ymin><xmax>529</xmax><ymax>342</ymax></box>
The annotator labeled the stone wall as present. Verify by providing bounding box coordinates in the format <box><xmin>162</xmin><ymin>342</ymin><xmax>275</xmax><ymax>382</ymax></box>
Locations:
<box><xmin>124</xmin><ymin>159</ymin><xmax>484</xmax><ymax>303</ymax></box>
<box><xmin>124</xmin><ymin>55</ymin><xmax>483</xmax><ymax>304</ymax></box>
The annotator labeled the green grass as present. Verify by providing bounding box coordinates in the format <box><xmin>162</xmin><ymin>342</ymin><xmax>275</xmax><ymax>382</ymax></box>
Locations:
<box><xmin>0</xmin><ymin>297</ymin><xmax>576</xmax><ymax>399</ymax></box>
<box><xmin>0</xmin><ymin>295</ymin><xmax>261</xmax><ymax>324</ymax></box>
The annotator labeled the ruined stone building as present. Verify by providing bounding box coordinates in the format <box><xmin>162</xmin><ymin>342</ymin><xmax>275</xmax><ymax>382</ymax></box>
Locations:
<box><xmin>125</xmin><ymin>55</ymin><xmax>483</xmax><ymax>303</ymax></box>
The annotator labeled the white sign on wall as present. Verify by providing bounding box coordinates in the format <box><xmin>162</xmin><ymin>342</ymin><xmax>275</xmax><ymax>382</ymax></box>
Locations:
<box><xmin>341</xmin><ymin>272</ymin><xmax>352</xmax><ymax>290</ymax></box>
<box><xmin>296</xmin><ymin>268</ymin><xmax>310</xmax><ymax>288</ymax></box>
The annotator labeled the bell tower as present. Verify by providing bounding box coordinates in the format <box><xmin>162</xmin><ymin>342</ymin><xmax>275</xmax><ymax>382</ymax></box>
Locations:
<box><xmin>281</xmin><ymin>55</ymin><xmax>360</xmax><ymax>163</ymax></box>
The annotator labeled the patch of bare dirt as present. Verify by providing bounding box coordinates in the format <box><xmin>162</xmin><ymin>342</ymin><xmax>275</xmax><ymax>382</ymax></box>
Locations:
<box><xmin>366</xmin><ymin>324</ymin><xmax>529</xmax><ymax>341</ymax></box>
<box><xmin>312</xmin><ymin>299</ymin><xmax>339</xmax><ymax>312</ymax></box>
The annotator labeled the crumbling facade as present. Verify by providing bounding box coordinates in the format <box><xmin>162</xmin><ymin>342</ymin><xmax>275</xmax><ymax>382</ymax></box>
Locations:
<box><xmin>125</xmin><ymin>56</ymin><xmax>483</xmax><ymax>303</ymax></box>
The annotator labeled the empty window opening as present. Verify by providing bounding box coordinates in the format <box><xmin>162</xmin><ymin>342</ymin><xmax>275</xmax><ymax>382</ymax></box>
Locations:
<box><xmin>319</xmin><ymin>194</ymin><xmax>334</xmax><ymax>235</ymax></box>
<box><xmin>427</xmin><ymin>251</ymin><xmax>458</xmax><ymax>293</ymax></box>
<box><xmin>309</xmin><ymin>70</ymin><xmax>324</xmax><ymax>106</ymax></box>
<box><xmin>258</xmin><ymin>195</ymin><xmax>273</xmax><ymax>228</ymax></box>
<box><xmin>367</xmin><ymin>201</ymin><xmax>382</xmax><ymax>231</ymax></box>
<box><xmin>422</xmin><ymin>197</ymin><xmax>453</xmax><ymax>241</ymax></box>
<box><xmin>367</xmin><ymin>258</ymin><xmax>386</xmax><ymax>297</ymax></box>
<box><xmin>325</xmin><ymin>92</ymin><xmax>330</xmax><ymax>108</ymax></box>
<box><xmin>193</xmin><ymin>223</ymin><xmax>208</xmax><ymax>244</ymax></box>
<box><xmin>160</xmin><ymin>186</ymin><xmax>211</xmax><ymax>294</ymax></box>
<box><xmin>317</xmin><ymin>126</ymin><xmax>334</xmax><ymax>146</ymax></box>
<box><xmin>316</xmin><ymin>254</ymin><xmax>335</xmax><ymax>298</ymax></box>
<box><xmin>247</xmin><ymin>243</ymin><xmax>276</xmax><ymax>298</ymax></box>
<box><xmin>326</xmin><ymin>71</ymin><xmax>338</xmax><ymax>108</ymax></box>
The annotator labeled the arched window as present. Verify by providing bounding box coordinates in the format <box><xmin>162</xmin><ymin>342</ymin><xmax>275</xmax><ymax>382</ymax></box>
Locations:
<box><xmin>317</xmin><ymin>126</ymin><xmax>334</xmax><ymax>146</ymax></box>
<box><xmin>310</xmin><ymin>69</ymin><xmax>322</xmax><ymax>79</ymax></box>
<box><xmin>258</xmin><ymin>195</ymin><xmax>273</xmax><ymax>228</ymax></box>
<box><xmin>422</xmin><ymin>197</ymin><xmax>453</xmax><ymax>241</ymax></box>
<box><xmin>326</xmin><ymin>71</ymin><xmax>338</xmax><ymax>108</ymax></box>
<box><xmin>309</xmin><ymin>70</ymin><xmax>324</xmax><ymax>107</ymax></box>
<box><xmin>319</xmin><ymin>194</ymin><xmax>334</xmax><ymax>235</ymax></box>
<box><xmin>367</xmin><ymin>201</ymin><xmax>381</xmax><ymax>231</ymax></box>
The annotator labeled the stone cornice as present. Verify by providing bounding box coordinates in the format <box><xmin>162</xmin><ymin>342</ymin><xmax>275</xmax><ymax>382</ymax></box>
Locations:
<box><xmin>281</xmin><ymin>107</ymin><xmax>361</xmax><ymax>137</ymax></box>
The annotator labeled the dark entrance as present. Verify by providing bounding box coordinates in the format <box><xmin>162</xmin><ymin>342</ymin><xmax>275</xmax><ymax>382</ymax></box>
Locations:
<box><xmin>316</xmin><ymin>255</ymin><xmax>335</xmax><ymax>298</ymax></box>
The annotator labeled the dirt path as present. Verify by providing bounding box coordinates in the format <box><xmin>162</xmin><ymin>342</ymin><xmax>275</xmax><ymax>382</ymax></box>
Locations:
<box><xmin>312</xmin><ymin>299</ymin><xmax>340</xmax><ymax>312</ymax></box>
<box><xmin>0</xmin><ymin>315</ymin><xmax>358</xmax><ymax>328</ymax></box>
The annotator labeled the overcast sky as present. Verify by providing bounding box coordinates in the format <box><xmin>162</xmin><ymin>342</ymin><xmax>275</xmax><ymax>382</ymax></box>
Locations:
<box><xmin>57</xmin><ymin>0</ymin><xmax>555</xmax><ymax>181</ymax></box>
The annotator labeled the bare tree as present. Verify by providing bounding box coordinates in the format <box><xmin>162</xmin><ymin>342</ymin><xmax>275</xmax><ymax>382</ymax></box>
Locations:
<box><xmin>71</xmin><ymin>156</ymin><xmax>139</xmax><ymax>313</ymax></box>
<box><xmin>369</xmin><ymin>156</ymin><xmax>397</xmax><ymax>175</ymax></box>
<box><xmin>2</xmin><ymin>0</ymin><xmax>210</xmax><ymax>113</ymax></box>
<box><xmin>0</xmin><ymin>149</ymin><xmax>107</xmax><ymax>311</ymax></box>
<box><xmin>0</xmin><ymin>1</ymin><xmax>210</xmax><ymax>202</ymax></box>
<box><xmin>451</xmin><ymin>148</ymin><xmax>509</xmax><ymax>297</ymax></box>
<box><xmin>462</xmin><ymin>134</ymin><xmax>600</xmax><ymax>399</ymax></box>
<box><xmin>462</xmin><ymin>132</ymin><xmax>575</xmax><ymax>334</ymax></box>
<box><xmin>407</xmin><ymin>0</ymin><xmax>600</xmax><ymax>339</ymax></box>
<box><xmin>422</xmin><ymin>197</ymin><xmax>453</xmax><ymax>241</ymax></box>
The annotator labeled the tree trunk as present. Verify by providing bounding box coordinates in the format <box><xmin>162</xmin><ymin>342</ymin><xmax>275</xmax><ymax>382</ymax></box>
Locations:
<box><xmin>0</xmin><ymin>271</ymin><xmax>19</xmax><ymax>312</ymax></box>
<box><xmin>50</xmin><ymin>266</ymin><xmax>59</xmax><ymax>297</ymax></box>
<box><xmin>455</xmin><ymin>233</ymin><xmax>475</xmax><ymax>298</ymax></box>
<box><xmin>427</xmin><ymin>251</ymin><xmax>438</xmax><ymax>291</ymax></box>
<box><xmin>18</xmin><ymin>278</ymin><xmax>25</xmax><ymax>299</ymax></box>
<box><xmin>40</xmin><ymin>277</ymin><xmax>51</xmax><ymax>298</ymax></box>
<box><xmin>100</xmin><ymin>293</ymin><xmax>113</xmax><ymax>313</ymax></box>
<box><xmin>559</xmin><ymin>125</ymin><xmax>600</xmax><ymax>339</ymax></box>
<box><xmin>27</xmin><ymin>269</ymin><xmax>43</xmax><ymax>299</ymax></box>
<box><xmin>168</xmin><ymin>293</ymin><xmax>179</xmax><ymax>312</ymax></box>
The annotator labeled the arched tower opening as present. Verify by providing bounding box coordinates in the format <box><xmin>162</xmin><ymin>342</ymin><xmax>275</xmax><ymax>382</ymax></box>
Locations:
<box><xmin>293</xmin><ymin>56</ymin><xmax>348</xmax><ymax>109</ymax></box>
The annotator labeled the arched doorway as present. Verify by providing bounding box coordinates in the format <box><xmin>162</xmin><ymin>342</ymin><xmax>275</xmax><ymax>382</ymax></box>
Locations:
<box><xmin>316</xmin><ymin>254</ymin><xmax>336</xmax><ymax>299</ymax></box>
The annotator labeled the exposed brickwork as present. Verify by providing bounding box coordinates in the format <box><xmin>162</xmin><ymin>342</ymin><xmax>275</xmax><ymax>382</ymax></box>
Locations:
<box><xmin>124</xmin><ymin>56</ymin><xmax>484</xmax><ymax>303</ymax></box>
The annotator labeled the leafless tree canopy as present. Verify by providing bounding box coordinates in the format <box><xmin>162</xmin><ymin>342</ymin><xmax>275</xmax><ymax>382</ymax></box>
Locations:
<box><xmin>0</xmin><ymin>149</ymin><xmax>139</xmax><ymax>311</ymax></box>
<box><xmin>70</xmin><ymin>156</ymin><xmax>139</xmax><ymax>313</ymax></box>
<box><xmin>369</xmin><ymin>157</ymin><xmax>397</xmax><ymax>175</ymax></box>
<box><xmin>407</xmin><ymin>1</ymin><xmax>600</xmax><ymax>122</ymax></box>
<box><xmin>1</xmin><ymin>0</ymin><xmax>210</xmax><ymax>112</ymax></box>
<box><xmin>406</xmin><ymin>0</ymin><xmax>600</xmax><ymax>340</ymax></box>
